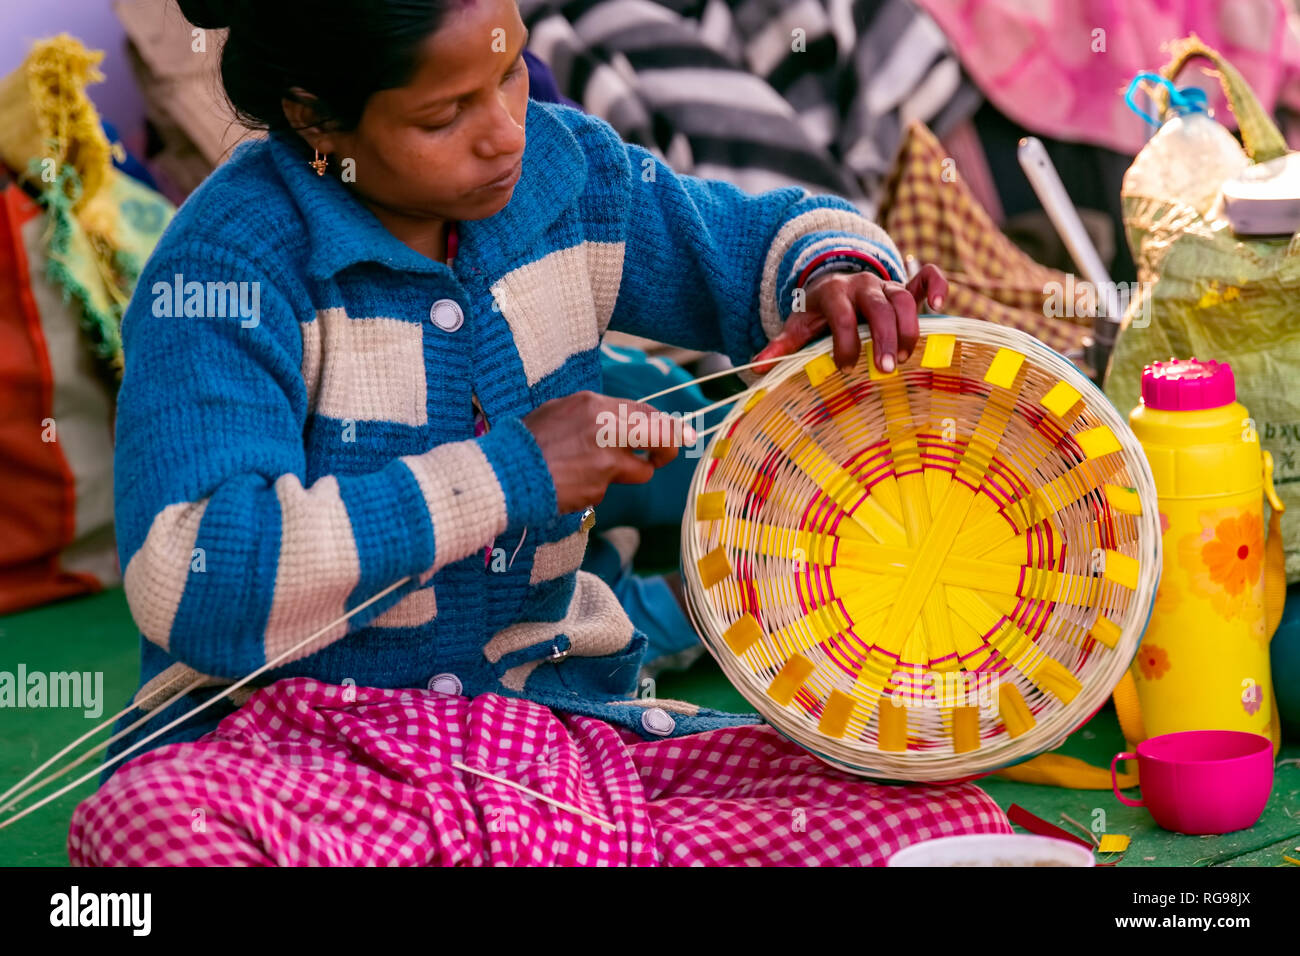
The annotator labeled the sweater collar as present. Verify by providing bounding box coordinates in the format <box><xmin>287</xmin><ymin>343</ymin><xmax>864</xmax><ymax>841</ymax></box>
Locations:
<box><xmin>271</xmin><ymin>100</ymin><xmax>586</xmax><ymax>281</ymax></box>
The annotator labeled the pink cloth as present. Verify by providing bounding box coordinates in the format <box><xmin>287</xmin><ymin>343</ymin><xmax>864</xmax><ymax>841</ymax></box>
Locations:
<box><xmin>917</xmin><ymin>0</ymin><xmax>1300</xmax><ymax>154</ymax></box>
<box><xmin>69</xmin><ymin>678</ymin><xmax>1011</xmax><ymax>866</ymax></box>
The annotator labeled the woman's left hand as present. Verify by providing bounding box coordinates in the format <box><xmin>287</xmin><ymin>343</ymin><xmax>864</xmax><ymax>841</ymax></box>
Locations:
<box><xmin>753</xmin><ymin>263</ymin><xmax>948</xmax><ymax>375</ymax></box>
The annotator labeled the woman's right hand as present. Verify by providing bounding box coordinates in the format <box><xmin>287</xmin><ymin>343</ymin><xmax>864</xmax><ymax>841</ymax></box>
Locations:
<box><xmin>523</xmin><ymin>391</ymin><xmax>695</xmax><ymax>514</ymax></box>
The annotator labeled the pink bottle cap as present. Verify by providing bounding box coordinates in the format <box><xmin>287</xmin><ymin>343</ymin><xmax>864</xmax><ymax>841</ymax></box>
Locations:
<box><xmin>1141</xmin><ymin>358</ymin><xmax>1236</xmax><ymax>411</ymax></box>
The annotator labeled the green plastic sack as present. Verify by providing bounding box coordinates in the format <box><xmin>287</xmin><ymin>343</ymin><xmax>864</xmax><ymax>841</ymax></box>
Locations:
<box><xmin>1104</xmin><ymin>36</ymin><xmax>1300</xmax><ymax>581</ymax></box>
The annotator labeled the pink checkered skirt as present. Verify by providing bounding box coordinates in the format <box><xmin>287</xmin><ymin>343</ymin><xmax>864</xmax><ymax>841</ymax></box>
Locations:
<box><xmin>69</xmin><ymin>678</ymin><xmax>1010</xmax><ymax>866</ymax></box>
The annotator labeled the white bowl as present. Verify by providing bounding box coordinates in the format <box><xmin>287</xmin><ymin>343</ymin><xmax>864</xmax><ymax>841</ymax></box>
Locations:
<box><xmin>886</xmin><ymin>833</ymin><xmax>1096</xmax><ymax>867</ymax></box>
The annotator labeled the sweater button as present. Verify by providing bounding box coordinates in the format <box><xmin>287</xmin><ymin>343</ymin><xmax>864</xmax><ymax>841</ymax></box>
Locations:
<box><xmin>427</xmin><ymin>673</ymin><xmax>463</xmax><ymax>695</ymax></box>
<box><xmin>429</xmin><ymin>299</ymin><xmax>464</xmax><ymax>332</ymax></box>
<box><xmin>641</xmin><ymin>707</ymin><xmax>675</xmax><ymax>736</ymax></box>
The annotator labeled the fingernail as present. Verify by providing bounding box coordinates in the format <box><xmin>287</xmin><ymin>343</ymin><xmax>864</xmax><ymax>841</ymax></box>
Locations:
<box><xmin>898</xmin><ymin>349</ymin><xmax>910</xmax><ymax>363</ymax></box>
<box><xmin>931</xmin><ymin>296</ymin><xmax>944</xmax><ymax>310</ymax></box>
<box><xmin>683</xmin><ymin>424</ymin><xmax>697</xmax><ymax>444</ymax></box>
<box><xmin>881</xmin><ymin>354</ymin><xmax>895</xmax><ymax>373</ymax></box>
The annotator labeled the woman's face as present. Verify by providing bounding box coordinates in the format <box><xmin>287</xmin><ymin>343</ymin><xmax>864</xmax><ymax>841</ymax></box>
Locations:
<box><xmin>321</xmin><ymin>0</ymin><xmax>530</xmax><ymax>223</ymax></box>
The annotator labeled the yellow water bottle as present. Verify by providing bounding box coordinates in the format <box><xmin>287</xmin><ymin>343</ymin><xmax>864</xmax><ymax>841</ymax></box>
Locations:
<box><xmin>1129</xmin><ymin>359</ymin><xmax>1285</xmax><ymax>749</ymax></box>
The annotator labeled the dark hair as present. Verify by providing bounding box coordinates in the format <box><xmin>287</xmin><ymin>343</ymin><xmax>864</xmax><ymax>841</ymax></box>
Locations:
<box><xmin>178</xmin><ymin>0</ymin><xmax>452</xmax><ymax>132</ymax></box>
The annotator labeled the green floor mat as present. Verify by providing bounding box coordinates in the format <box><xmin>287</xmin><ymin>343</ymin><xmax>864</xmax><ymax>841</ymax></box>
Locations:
<box><xmin>3</xmin><ymin>588</ymin><xmax>1297</xmax><ymax>867</ymax></box>
<box><xmin>1</xmin><ymin>589</ymin><xmax>140</xmax><ymax>866</ymax></box>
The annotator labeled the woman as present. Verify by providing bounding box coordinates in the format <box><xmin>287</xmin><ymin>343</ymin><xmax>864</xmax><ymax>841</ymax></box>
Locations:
<box><xmin>69</xmin><ymin>0</ymin><xmax>1010</xmax><ymax>865</ymax></box>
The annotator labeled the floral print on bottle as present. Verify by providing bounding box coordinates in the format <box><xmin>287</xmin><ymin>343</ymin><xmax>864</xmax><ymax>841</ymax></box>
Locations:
<box><xmin>1177</xmin><ymin>507</ymin><xmax>1266</xmax><ymax>643</ymax></box>
<box><xmin>1137</xmin><ymin>644</ymin><xmax>1170</xmax><ymax>680</ymax></box>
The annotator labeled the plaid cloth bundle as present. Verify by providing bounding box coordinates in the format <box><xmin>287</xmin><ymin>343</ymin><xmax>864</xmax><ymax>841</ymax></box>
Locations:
<box><xmin>878</xmin><ymin>121</ymin><xmax>1092</xmax><ymax>356</ymax></box>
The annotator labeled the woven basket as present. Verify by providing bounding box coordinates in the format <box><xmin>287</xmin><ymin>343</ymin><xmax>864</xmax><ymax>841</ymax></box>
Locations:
<box><xmin>682</xmin><ymin>317</ymin><xmax>1161</xmax><ymax>781</ymax></box>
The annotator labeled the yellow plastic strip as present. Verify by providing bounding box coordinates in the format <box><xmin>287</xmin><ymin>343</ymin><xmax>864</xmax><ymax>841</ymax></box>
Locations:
<box><xmin>955</xmin><ymin>388</ymin><xmax>1018</xmax><ymax>488</ymax></box>
<box><xmin>1103</xmin><ymin>550</ymin><xmax>1140</xmax><ymax>591</ymax></box>
<box><xmin>1040</xmin><ymin>380</ymin><xmax>1082</xmax><ymax>419</ymax></box>
<box><xmin>952</xmin><ymin>706</ymin><xmax>981</xmax><ymax>753</ymax></box>
<box><xmin>711</xmin><ymin>437</ymin><xmax>731</xmax><ymax>459</ymax></box>
<box><xmin>1076</xmin><ymin>426</ymin><xmax>1122</xmax><ymax>460</ymax></box>
<box><xmin>921</xmin><ymin>333</ymin><xmax>956</xmax><ymax>369</ymax></box>
<box><xmin>877</xmin><ymin>699</ymin><xmax>908</xmax><ymax>751</ymax></box>
<box><xmin>948</xmin><ymin>587</ymin><xmax>1082</xmax><ymax>703</ymax></box>
<box><xmin>849</xmin><ymin>646</ymin><xmax>902</xmax><ymax>717</ymax></box>
<box><xmin>999</xmin><ymin>684</ymin><xmax>1035</xmax><ymax>738</ymax></box>
<box><xmin>1028</xmin><ymin>656</ymin><xmax>1082</xmax><ymax>703</ymax></box>
<box><xmin>757</xmin><ymin>411</ymin><xmax>907</xmax><ymax>545</ymax></box>
<box><xmin>873</xmin><ymin>483</ymin><xmax>977</xmax><ymax>657</ymax></box>
<box><xmin>948</xmin><ymin>609</ymin><xmax>995</xmax><ymax>669</ymax></box>
<box><xmin>1099</xmin><ymin>834</ymin><xmax>1130</xmax><ymax>853</ymax></box>
<box><xmin>697</xmin><ymin>547</ymin><xmax>732</xmax><ymax>589</ymax></box>
<box><xmin>723</xmin><ymin>613</ymin><xmax>764</xmax><ymax>654</ymax></box>
<box><xmin>1103</xmin><ymin>483</ymin><xmax>1142</xmax><ymax>515</ymax></box>
<box><xmin>727</xmin><ymin>519</ymin><xmax>838</xmax><ymax>565</ymax></box>
<box><xmin>956</xmin><ymin>456</ymin><xmax>1119</xmax><ymax>560</ymax></box>
<box><xmin>935</xmin><ymin>556</ymin><xmax>1023</xmax><ymax>595</ymax></box>
<box><xmin>695</xmin><ymin>491</ymin><xmax>726</xmax><ymax>521</ymax></box>
<box><xmin>818</xmin><ymin>688</ymin><xmax>857</xmax><ymax>738</ymax></box>
<box><xmin>1089</xmin><ymin>614</ymin><xmax>1122</xmax><ymax>649</ymax></box>
<box><xmin>804</xmin><ymin>353</ymin><xmax>839</xmax><ymax>387</ymax></box>
<box><xmin>769</xmin><ymin>603</ymin><xmax>841</xmax><ymax>647</ymax></box>
<box><xmin>984</xmin><ymin>349</ymin><xmax>1025</xmax><ymax>389</ymax></box>
<box><xmin>834</xmin><ymin>575</ymin><xmax>903</xmax><ymax>624</ymax></box>
<box><xmin>742</xmin><ymin>388</ymin><xmax>767</xmax><ymax>413</ymax></box>
<box><xmin>768</xmin><ymin>652</ymin><xmax>816</xmax><ymax>706</ymax></box>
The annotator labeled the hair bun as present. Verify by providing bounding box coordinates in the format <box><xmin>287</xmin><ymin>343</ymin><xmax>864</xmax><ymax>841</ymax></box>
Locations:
<box><xmin>177</xmin><ymin>0</ymin><xmax>238</xmax><ymax>29</ymax></box>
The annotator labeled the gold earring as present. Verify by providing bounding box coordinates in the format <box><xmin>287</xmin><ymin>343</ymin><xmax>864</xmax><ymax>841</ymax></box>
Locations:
<box><xmin>310</xmin><ymin>150</ymin><xmax>328</xmax><ymax>176</ymax></box>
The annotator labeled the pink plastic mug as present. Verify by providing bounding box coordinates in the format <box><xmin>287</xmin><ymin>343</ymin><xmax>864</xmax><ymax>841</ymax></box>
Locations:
<box><xmin>1110</xmin><ymin>730</ymin><xmax>1273</xmax><ymax>835</ymax></box>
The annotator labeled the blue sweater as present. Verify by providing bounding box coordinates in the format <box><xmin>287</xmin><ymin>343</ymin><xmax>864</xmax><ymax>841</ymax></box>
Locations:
<box><xmin>106</xmin><ymin>99</ymin><xmax>905</xmax><ymax>773</ymax></box>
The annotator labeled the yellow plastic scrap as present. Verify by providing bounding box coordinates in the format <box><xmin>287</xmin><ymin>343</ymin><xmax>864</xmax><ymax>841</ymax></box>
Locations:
<box><xmin>952</xmin><ymin>706</ymin><xmax>981</xmax><ymax>753</ymax></box>
<box><xmin>998</xmin><ymin>684</ymin><xmax>1035</xmax><ymax>738</ymax></box>
<box><xmin>1040</xmin><ymin>381</ymin><xmax>1082</xmax><ymax>419</ymax></box>
<box><xmin>697</xmin><ymin>547</ymin><xmax>732</xmax><ymax>588</ymax></box>
<box><xmin>1088</xmin><ymin>614</ymin><xmax>1123</xmax><ymax>649</ymax></box>
<box><xmin>818</xmin><ymin>688</ymin><xmax>857</xmax><ymax>737</ymax></box>
<box><xmin>1099</xmin><ymin>834</ymin><xmax>1130</xmax><ymax>854</ymax></box>
<box><xmin>984</xmin><ymin>349</ymin><xmax>1025</xmax><ymax>389</ymax></box>
<box><xmin>877</xmin><ymin>698</ymin><xmax>908</xmax><ymax>751</ymax></box>
<box><xmin>921</xmin><ymin>333</ymin><xmax>956</xmax><ymax>369</ymax></box>
<box><xmin>804</xmin><ymin>353</ymin><xmax>839</xmax><ymax>387</ymax></box>
<box><xmin>722</xmin><ymin>613</ymin><xmax>764</xmax><ymax>654</ymax></box>
<box><xmin>1103</xmin><ymin>483</ymin><xmax>1142</xmax><ymax>515</ymax></box>
<box><xmin>768</xmin><ymin>652</ymin><xmax>815</xmax><ymax>706</ymax></box>
<box><xmin>1103</xmin><ymin>550</ymin><xmax>1140</xmax><ymax>591</ymax></box>
<box><xmin>1076</xmin><ymin>426</ymin><xmax>1122</xmax><ymax>460</ymax></box>
<box><xmin>695</xmin><ymin>491</ymin><xmax>726</xmax><ymax>521</ymax></box>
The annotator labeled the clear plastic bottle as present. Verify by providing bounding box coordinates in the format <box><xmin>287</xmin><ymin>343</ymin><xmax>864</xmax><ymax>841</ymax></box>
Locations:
<box><xmin>1122</xmin><ymin>75</ymin><xmax>1249</xmax><ymax>215</ymax></box>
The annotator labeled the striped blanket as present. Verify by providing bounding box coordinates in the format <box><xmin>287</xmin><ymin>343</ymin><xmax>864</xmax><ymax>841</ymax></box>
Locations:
<box><xmin>520</xmin><ymin>0</ymin><xmax>980</xmax><ymax>209</ymax></box>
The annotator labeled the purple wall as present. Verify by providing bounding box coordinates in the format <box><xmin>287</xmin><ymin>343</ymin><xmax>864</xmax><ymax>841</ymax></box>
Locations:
<box><xmin>0</xmin><ymin>0</ymin><xmax>145</xmax><ymax>138</ymax></box>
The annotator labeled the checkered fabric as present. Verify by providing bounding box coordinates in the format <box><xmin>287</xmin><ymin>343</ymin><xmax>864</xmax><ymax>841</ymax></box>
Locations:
<box><xmin>69</xmin><ymin>678</ymin><xmax>1010</xmax><ymax>866</ymax></box>
<box><xmin>878</xmin><ymin>122</ymin><xmax>1091</xmax><ymax>355</ymax></box>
